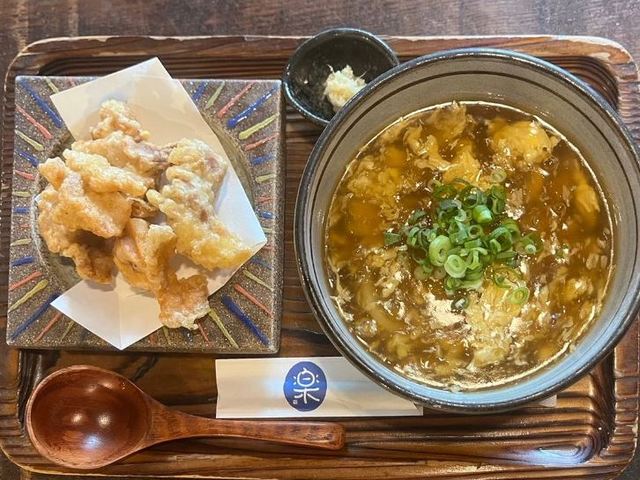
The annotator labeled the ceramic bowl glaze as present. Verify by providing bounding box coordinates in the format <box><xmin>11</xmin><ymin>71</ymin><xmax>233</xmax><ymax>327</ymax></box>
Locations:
<box><xmin>283</xmin><ymin>28</ymin><xmax>399</xmax><ymax>126</ymax></box>
<box><xmin>295</xmin><ymin>48</ymin><xmax>640</xmax><ymax>412</ymax></box>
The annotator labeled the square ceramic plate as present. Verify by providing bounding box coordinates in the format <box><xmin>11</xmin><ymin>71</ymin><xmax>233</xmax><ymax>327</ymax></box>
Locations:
<box><xmin>6</xmin><ymin>76</ymin><xmax>284</xmax><ymax>353</ymax></box>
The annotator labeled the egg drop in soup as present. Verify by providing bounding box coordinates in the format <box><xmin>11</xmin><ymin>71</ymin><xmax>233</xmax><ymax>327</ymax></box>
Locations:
<box><xmin>325</xmin><ymin>101</ymin><xmax>613</xmax><ymax>390</ymax></box>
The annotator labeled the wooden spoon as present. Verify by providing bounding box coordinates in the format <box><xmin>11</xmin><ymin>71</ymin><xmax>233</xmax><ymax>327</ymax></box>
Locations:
<box><xmin>26</xmin><ymin>365</ymin><xmax>345</xmax><ymax>470</ymax></box>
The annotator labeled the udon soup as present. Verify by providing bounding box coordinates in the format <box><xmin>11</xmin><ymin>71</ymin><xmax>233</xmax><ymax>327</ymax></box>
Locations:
<box><xmin>325</xmin><ymin>102</ymin><xmax>613</xmax><ymax>390</ymax></box>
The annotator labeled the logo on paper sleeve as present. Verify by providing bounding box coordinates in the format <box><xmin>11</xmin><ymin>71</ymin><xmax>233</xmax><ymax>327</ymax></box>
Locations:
<box><xmin>283</xmin><ymin>361</ymin><xmax>327</xmax><ymax>411</ymax></box>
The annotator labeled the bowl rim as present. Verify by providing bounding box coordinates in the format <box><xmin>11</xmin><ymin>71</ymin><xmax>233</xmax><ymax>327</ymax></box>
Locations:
<box><xmin>294</xmin><ymin>47</ymin><xmax>640</xmax><ymax>412</ymax></box>
<box><xmin>282</xmin><ymin>27</ymin><xmax>400</xmax><ymax>127</ymax></box>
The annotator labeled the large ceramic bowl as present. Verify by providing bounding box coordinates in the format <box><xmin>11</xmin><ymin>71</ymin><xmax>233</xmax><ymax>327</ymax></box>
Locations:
<box><xmin>295</xmin><ymin>48</ymin><xmax>640</xmax><ymax>412</ymax></box>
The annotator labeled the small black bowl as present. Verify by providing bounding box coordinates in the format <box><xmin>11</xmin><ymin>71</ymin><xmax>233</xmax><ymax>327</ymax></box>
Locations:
<box><xmin>283</xmin><ymin>28</ymin><xmax>399</xmax><ymax>127</ymax></box>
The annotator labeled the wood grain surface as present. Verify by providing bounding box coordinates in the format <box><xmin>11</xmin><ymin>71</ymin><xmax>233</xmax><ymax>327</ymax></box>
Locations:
<box><xmin>1</xmin><ymin>1</ymin><xmax>640</xmax><ymax>479</ymax></box>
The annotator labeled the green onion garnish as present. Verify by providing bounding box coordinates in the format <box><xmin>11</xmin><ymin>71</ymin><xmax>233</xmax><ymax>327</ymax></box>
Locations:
<box><xmin>429</xmin><ymin>235</ymin><xmax>451</xmax><ymax>266</ymax></box>
<box><xmin>444</xmin><ymin>254</ymin><xmax>467</xmax><ymax>278</ymax></box>
<box><xmin>384</xmin><ymin>231</ymin><xmax>402</xmax><ymax>246</ymax></box>
<box><xmin>509</xmin><ymin>286</ymin><xmax>530</xmax><ymax>305</ymax></box>
<box><xmin>490</xmin><ymin>167</ymin><xmax>507</xmax><ymax>183</ymax></box>
<box><xmin>472</xmin><ymin>205</ymin><xmax>493</xmax><ymax>224</ymax></box>
<box><xmin>468</xmin><ymin>224</ymin><xmax>484</xmax><ymax>239</ymax></box>
<box><xmin>385</xmin><ymin>178</ymin><xmax>539</xmax><ymax>305</ymax></box>
<box><xmin>414</xmin><ymin>265</ymin><xmax>429</xmax><ymax>280</ymax></box>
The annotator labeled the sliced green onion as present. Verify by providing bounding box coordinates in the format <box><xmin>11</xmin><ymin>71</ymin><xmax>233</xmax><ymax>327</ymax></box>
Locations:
<box><xmin>427</xmin><ymin>178</ymin><xmax>441</xmax><ymax>190</ymax></box>
<box><xmin>466</xmin><ymin>251</ymin><xmax>482</xmax><ymax>271</ymax></box>
<box><xmin>502</xmin><ymin>218</ymin><xmax>520</xmax><ymax>236</ymax></box>
<box><xmin>496</xmin><ymin>250</ymin><xmax>517</xmax><ymax>260</ymax></box>
<box><xmin>429</xmin><ymin>235</ymin><xmax>451</xmax><ymax>266</ymax></box>
<box><xmin>406</xmin><ymin>225</ymin><xmax>421</xmax><ymax>247</ymax></box>
<box><xmin>454</xmin><ymin>209</ymin><xmax>467</xmax><ymax>222</ymax></box>
<box><xmin>439</xmin><ymin>199</ymin><xmax>459</xmax><ymax>212</ymax></box>
<box><xmin>449</xmin><ymin>229</ymin><xmax>468</xmax><ymax>246</ymax></box>
<box><xmin>444</xmin><ymin>254</ymin><xmax>467</xmax><ymax>278</ymax></box>
<box><xmin>414</xmin><ymin>265</ymin><xmax>429</xmax><ymax>280</ymax></box>
<box><xmin>472</xmin><ymin>205</ymin><xmax>493</xmax><ymax>224</ymax></box>
<box><xmin>489</xmin><ymin>226</ymin><xmax>514</xmax><ymax>251</ymax></box>
<box><xmin>489</xmin><ymin>238</ymin><xmax>502</xmax><ymax>254</ymax></box>
<box><xmin>433</xmin><ymin>267</ymin><xmax>447</xmax><ymax>280</ymax></box>
<box><xmin>489</xmin><ymin>185</ymin><xmax>507</xmax><ymax>200</ymax></box>
<box><xmin>469</xmin><ymin>246</ymin><xmax>488</xmax><ymax>256</ymax></box>
<box><xmin>491</xmin><ymin>167</ymin><xmax>507</xmax><ymax>183</ymax></box>
<box><xmin>509</xmin><ymin>286</ymin><xmax>530</xmax><ymax>305</ymax></box>
<box><xmin>465</xmin><ymin>267</ymin><xmax>484</xmax><ymax>281</ymax></box>
<box><xmin>493</xmin><ymin>275</ymin><xmax>510</xmax><ymax>288</ymax></box>
<box><xmin>460</xmin><ymin>277</ymin><xmax>483</xmax><ymax>290</ymax></box>
<box><xmin>489</xmin><ymin>197</ymin><xmax>506</xmax><ymax>214</ymax></box>
<box><xmin>445</xmin><ymin>276</ymin><xmax>462</xmax><ymax>291</ymax></box>
<box><xmin>517</xmin><ymin>232</ymin><xmax>540</xmax><ymax>255</ymax></box>
<box><xmin>384</xmin><ymin>231</ymin><xmax>402</xmax><ymax>246</ymax></box>
<box><xmin>468</xmin><ymin>224</ymin><xmax>484</xmax><ymax>239</ymax></box>
<box><xmin>462</xmin><ymin>189</ymin><xmax>486</xmax><ymax>208</ymax></box>
<box><xmin>408</xmin><ymin>209</ymin><xmax>427</xmax><ymax>224</ymax></box>
<box><xmin>415</xmin><ymin>257</ymin><xmax>433</xmax><ymax>274</ymax></box>
<box><xmin>492</xmin><ymin>266</ymin><xmax>521</xmax><ymax>288</ymax></box>
<box><xmin>464</xmin><ymin>238</ymin><xmax>482</xmax><ymax>249</ymax></box>
<box><xmin>434</xmin><ymin>183</ymin><xmax>457</xmax><ymax>200</ymax></box>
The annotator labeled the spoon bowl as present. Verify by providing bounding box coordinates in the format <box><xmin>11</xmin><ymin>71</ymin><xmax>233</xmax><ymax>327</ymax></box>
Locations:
<box><xmin>27</xmin><ymin>367</ymin><xmax>150</xmax><ymax>468</ymax></box>
<box><xmin>26</xmin><ymin>365</ymin><xmax>345</xmax><ymax>470</ymax></box>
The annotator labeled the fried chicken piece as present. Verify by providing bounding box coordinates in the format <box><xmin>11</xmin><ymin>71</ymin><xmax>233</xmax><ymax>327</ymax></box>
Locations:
<box><xmin>113</xmin><ymin>219</ymin><xmax>210</xmax><ymax>329</ymax></box>
<box><xmin>38</xmin><ymin>157</ymin><xmax>67</xmax><ymax>189</ymax></box>
<box><xmin>147</xmin><ymin>183</ymin><xmax>251</xmax><ymax>269</ymax></box>
<box><xmin>113</xmin><ymin>219</ymin><xmax>176</xmax><ymax>291</ymax></box>
<box><xmin>167</xmin><ymin>139</ymin><xmax>228</xmax><ymax>191</ymax></box>
<box><xmin>73</xmin><ymin>131</ymin><xmax>170</xmax><ymax>177</ymax></box>
<box><xmin>157</xmin><ymin>275</ymin><xmax>210</xmax><ymax>329</ymax></box>
<box><xmin>39</xmin><ymin>158</ymin><xmax>131</xmax><ymax>238</ymax></box>
<box><xmin>146</xmin><ymin>139</ymin><xmax>252</xmax><ymax>270</ymax></box>
<box><xmin>90</xmin><ymin>99</ymin><xmax>149</xmax><ymax>141</ymax></box>
<box><xmin>37</xmin><ymin>186</ymin><xmax>114</xmax><ymax>284</ymax></box>
<box><xmin>63</xmin><ymin>149</ymin><xmax>152</xmax><ymax>196</ymax></box>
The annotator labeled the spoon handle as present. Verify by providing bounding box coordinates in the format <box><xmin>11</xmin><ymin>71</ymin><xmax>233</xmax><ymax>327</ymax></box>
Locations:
<box><xmin>197</xmin><ymin>419</ymin><xmax>346</xmax><ymax>450</ymax></box>
<box><xmin>152</xmin><ymin>410</ymin><xmax>346</xmax><ymax>450</ymax></box>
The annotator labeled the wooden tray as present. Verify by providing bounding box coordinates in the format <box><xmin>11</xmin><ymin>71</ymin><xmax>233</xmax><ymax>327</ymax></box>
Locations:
<box><xmin>1</xmin><ymin>35</ymin><xmax>639</xmax><ymax>479</ymax></box>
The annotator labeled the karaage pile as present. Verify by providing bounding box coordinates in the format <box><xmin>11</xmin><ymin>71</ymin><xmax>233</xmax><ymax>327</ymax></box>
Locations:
<box><xmin>36</xmin><ymin>100</ymin><xmax>249</xmax><ymax>329</ymax></box>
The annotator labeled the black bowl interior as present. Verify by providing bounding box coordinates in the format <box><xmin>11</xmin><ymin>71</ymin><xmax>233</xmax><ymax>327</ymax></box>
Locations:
<box><xmin>285</xmin><ymin>30</ymin><xmax>399</xmax><ymax>125</ymax></box>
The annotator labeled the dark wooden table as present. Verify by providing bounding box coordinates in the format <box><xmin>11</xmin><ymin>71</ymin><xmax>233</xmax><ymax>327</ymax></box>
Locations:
<box><xmin>1</xmin><ymin>0</ymin><xmax>639</xmax><ymax>478</ymax></box>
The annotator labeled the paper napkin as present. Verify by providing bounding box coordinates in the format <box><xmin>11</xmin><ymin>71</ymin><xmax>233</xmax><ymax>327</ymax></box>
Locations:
<box><xmin>215</xmin><ymin>357</ymin><xmax>424</xmax><ymax>418</ymax></box>
<box><xmin>48</xmin><ymin>58</ymin><xmax>267</xmax><ymax>349</ymax></box>
<box><xmin>215</xmin><ymin>357</ymin><xmax>557</xmax><ymax>417</ymax></box>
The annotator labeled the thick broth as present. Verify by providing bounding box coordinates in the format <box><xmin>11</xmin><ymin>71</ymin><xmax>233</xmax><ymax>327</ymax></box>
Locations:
<box><xmin>325</xmin><ymin>102</ymin><xmax>612</xmax><ymax>390</ymax></box>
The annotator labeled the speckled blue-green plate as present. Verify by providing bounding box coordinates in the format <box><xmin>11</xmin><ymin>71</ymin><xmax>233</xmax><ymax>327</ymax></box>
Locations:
<box><xmin>6</xmin><ymin>76</ymin><xmax>284</xmax><ymax>353</ymax></box>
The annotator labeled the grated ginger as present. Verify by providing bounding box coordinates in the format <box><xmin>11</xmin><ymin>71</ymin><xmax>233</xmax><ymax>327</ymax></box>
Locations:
<box><xmin>323</xmin><ymin>65</ymin><xmax>366</xmax><ymax>112</ymax></box>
